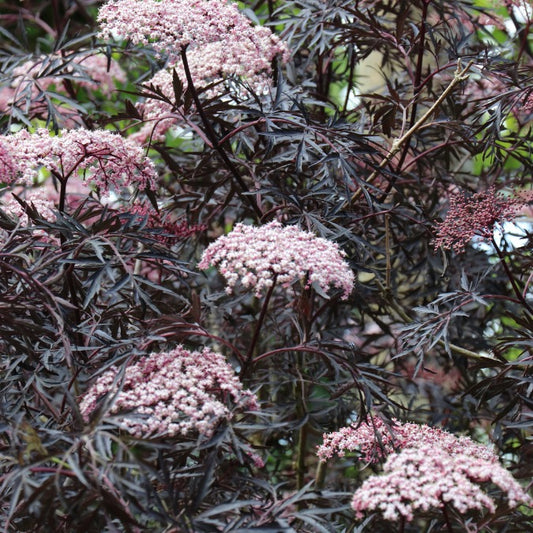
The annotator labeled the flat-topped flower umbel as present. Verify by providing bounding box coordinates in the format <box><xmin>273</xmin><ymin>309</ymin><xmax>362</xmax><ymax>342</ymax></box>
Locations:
<box><xmin>0</xmin><ymin>128</ymin><xmax>157</xmax><ymax>193</ymax></box>
<box><xmin>318</xmin><ymin>418</ymin><xmax>531</xmax><ymax>523</ymax></box>
<box><xmin>80</xmin><ymin>346</ymin><xmax>257</xmax><ymax>438</ymax></box>
<box><xmin>98</xmin><ymin>0</ymin><xmax>289</xmax><ymax>142</ymax></box>
<box><xmin>97</xmin><ymin>0</ymin><xmax>289</xmax><ymax>63</ymax></box>
<box><xmin>199</xmin><ymin>221</ymin><xmax>354</xmax><ymax>299</ymax></box>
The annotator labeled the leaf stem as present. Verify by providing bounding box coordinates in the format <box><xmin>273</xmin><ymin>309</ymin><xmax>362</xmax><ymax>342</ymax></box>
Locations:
<box><xmin>492</xmin><ymin>237</ymin><xmax>533</xmax><ymax>315</ymax></box>
<box><xmin>315</xmin><ymin>460</ymin><xmax>327</xmax><ymax>489</ymax></box>
<box><xmin>241</xmin><ymin>275</ymin><xmax>277</xmax><ymax>378</ymax></box>
<box><xmin>348</xmin><ymin>60</ymin><xmax>473</xmax><ymax>205</ymax></box>
<box><xmin>179</xmin><ymin>47</ymin><xmax>263</xmax><ymax>220</ymax></box>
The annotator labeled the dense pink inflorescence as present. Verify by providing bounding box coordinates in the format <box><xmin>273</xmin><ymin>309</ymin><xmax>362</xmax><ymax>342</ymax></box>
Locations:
<box><xmin>0</xmin><ymin>139</ymin><xmax>18</xmax><ymax>184</ymax></box>
<box><xmin>433</xmin><ymin>187</ymin><xmax>526</xmax><ymax>253</ymax></box>
<box><xmin>79</xmin><ymin>346</ymin><xmax>258</xmax><ymax>438</ymax></box>
<box><xmin>0</xmin><ymin>128</ymin><xmax>157</xmax><ymax>193</ymax></box>
<box><xmin>198</xmin><ymin>221</ymin><xmax>354</xmax><ymax>299</ymax></box>
<box><xmin>317</xmin><ymin>417</ymin><xmax>494</xmax><ymax>462</ymax></box>
<box><xmin>0</xmin><ymin>189</ymin><xmax>57</xmax><ymax>225</ymax></box>
<box><xmin>98</xmin><ymin>0</ymin><xmax>289</xmax><ymax>142</ymax></box>
<box><xmin>97</xmin><ymin>0</ymin><xmax>289</xmax><ymax>63</ymax></box>
<box><xmin>352</xmin><ymin>444</ymin><xmax>530</xmax><ymax>522</ymax></box>
<box><xmin>318</xmin><ymin>418</ymin><xmax>531</xmax><ymax>522</ymax></box>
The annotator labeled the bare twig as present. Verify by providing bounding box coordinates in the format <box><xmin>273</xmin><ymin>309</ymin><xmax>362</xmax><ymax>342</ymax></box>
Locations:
<box><xmin>347</xmin><ymin>60</ymin><xmax>474</xmax><ymax>206</ymax></box>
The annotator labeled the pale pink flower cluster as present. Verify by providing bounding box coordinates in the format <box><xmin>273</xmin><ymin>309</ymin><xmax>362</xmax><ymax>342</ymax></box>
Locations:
<box><xmin>318</xmin><ymin>418</ymin><xmax>531</xmax><ymax>522</ymax></box>
<box><xmin>0</xmin><ymin>189</ymin><xmax>57</xmax><ymax>225</ymax></box>
<box><xmin>98</xmin><ymin>0</ymin><xmax>289</xmax><ymax>142</ymax></box>
<box><xmin>0</xmin><ymin>139</ymin><xmax>18</xmax><ymax>183</ymax></box>
<box><xmin>0</xmin><ymin>128</ymin><xmax>157</xmax><ymax>193</ymax></box>
<box><xmin>97</xmin><ymin>0</ymin><xmax>288</xmax><ymax>63</ymax></box>
<box><xmin>134</xmin><ymin>33</ymin><xmax>288</xmax><ymax>141</ymax></box>
<box><xmin>352</xmin><ymin>444</ymin><xmax>530</xmax><ymax>521</ymax></box>
<box><xmin>198</xmin><ymin>221</ymin><xmax>354</xmax><ymax>299</ymax></box>
<box><xmin>79</xmin><ymin>346</ymin><xmax>258</xmax><ymax>438</ymax></box>
<box><xmin>317</xmin><ymin>417</ymin><xmax>493</xmax><ymax>462</ymax></box>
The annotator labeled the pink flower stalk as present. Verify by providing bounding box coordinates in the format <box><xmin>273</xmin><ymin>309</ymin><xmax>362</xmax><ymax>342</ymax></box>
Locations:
<box><xmin>433</xmin><ymin>187</ymin><xmax>526</xmax><ymax>253</ymax></box>
<box><xmin>351</xmin><ymin>444</ymin><xmax>531</xmax><ymax>522</ymax></box>
<box><xmin>97</xmin><ymin>0</ymin><xmax>289</xmax><ymax>64</ymax></box>
<box><xmin>198</xmin><ymin>221</ymin><xmax>354</xmax><ymax>299</ymax></box>
<box><xmin>79</xmin><ymin>346</ymin><xmax>258</xmax><ymax>438</ymax></box>
<box><xmin>0</xmin><ymin>128</ymin><xmax>157</xmax><ymax>194</ymax></box>
<box><xmin>318</xmin><ymin>418</ymin><xmax>531</xmax><ymax>522</ymax></box>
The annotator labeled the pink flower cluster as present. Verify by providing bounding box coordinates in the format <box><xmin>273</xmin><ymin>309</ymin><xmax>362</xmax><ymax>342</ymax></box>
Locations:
<box><xmin>317</xmin><ymin>417</ymin><xmax>494</xmax><ymax>462</ymax></box>
<box><xmin>433</xmin><ymin>187</ymin><xmax>527</xmax><ymax>253</ymax></box>
<box><xmin>0</xmin><ymin>189</ymin><xmax>57</xmax><ymax>225</ymax></box>
<box><xmin>318</xmin><ymin>418</ymin><xmax>531</xmax><ymax>522</ymax></box>
<box><xmin>0</xmin><ymin>139</ymin><xmax>18</xmax><ymax>183</ymax></box>
<box><xmin>198</xmin><ymin>221</ymin><xmax>354</xmax><ymax>299</ymax></box>
<box><xmin>98</xmin><ymin>0</ymin><xmax>289</xmax><ymax>142</ymax></box>
<box><xmin>352</xmin><ymin>444</ymin><xmax>530</xmax><ymax>522</ymax></box>
<box><xmin>0</xmin><ymin>128</ymin><xmax>157</xmax><ymax>194</ymax></box>
<box><xmin>79</xmin><ymin>346</ymin><xmax>258</xmax><ymax>438</ymax></box>
<box><xmin>97</xmin><ymin>0</ymin><xmax>288</xmax><ymax>63</ymax></box>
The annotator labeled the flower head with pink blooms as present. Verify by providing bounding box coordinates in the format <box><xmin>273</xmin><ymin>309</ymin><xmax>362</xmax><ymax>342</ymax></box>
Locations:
<box><xmin>0</xmin><ymin>189</ymin><xmax>56</xmax><ymax>226</ymax></box>
<box><xmin>0</xmin><ymin>128</ymin><xmax>157</xmax><ymax>195</ymax></box>
<box><xmin>0</xmin><ymin>139</ymin><xmax>18</xmax><ymax>183</ymax></box>
<box><xmin>433</xmin><ymin>187</ymin><xmax>530</xmax><ymax>253</ymax></box>
<box><xmin>79</xmin><ymin>346</ymin><xmax>258</xmax><ymax>438</ymax></box>
<box><xmin>317</xmin><ymin>417</ymin><xmax>495</xmax><ymax>462</ymax></box>
<box><xmin>352</xmin><ymin>444</ymin><xmax>530</xmax><ymax>522</ymax></box>
<box><xmin>198</xmin><ymin>221</ymin><xmax>354</xmax><ymax>299</ymax></box>
<box><xmin>98</xmin><ymin>0</ymin><xmax>289</xmax><ymax>142</ymax></box>
<box><xmin>97</xmin><ymin>0</ymin><xmax>289</xmax><ymax>64</ymax></box>
<box><xmin>318</xmin><ymin>418</ymin><xmax>531</xmax><ymax>523</ymax></box>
